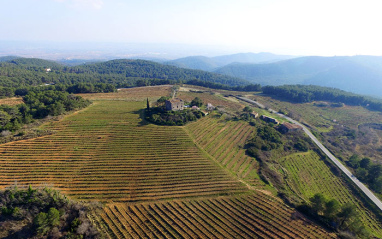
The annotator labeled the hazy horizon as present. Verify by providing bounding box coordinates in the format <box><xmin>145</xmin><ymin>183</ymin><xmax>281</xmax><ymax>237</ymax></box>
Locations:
<box><xmin>2</xmin><ymin>0</ymin><xmax>382</xmax><ymax>59</ymax></box>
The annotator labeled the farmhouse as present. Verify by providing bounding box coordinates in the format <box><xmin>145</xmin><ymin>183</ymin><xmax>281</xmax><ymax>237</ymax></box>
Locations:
<box><xmin>280</xmin><ymin>122</ymin><xmax>303</xmax><ymax>133</ymax></box>
<box><xmin>206</xmin><ymin>103</ymin><xmax>215</xmax><ymax>111</ymax></box>
<box><xmin>165</xmin><ymin>98</ymin><xmax>184</xmax><ymax>111</ymax></box>
<box><xmin>260</xmin><ymin>115</ymin><xmax>279</xmax><ymax>124</ymax></box>
<box><xmin>250</xmin><ymin>112</ymin><xmax>259</xmax><ymax>118</ymax></box>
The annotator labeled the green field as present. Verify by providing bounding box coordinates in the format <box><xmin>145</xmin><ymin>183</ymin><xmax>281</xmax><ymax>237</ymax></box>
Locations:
<box><xmin>280</xmin><ymin>151</ymin><xmax>382</xmax><ymax>236</ymax></box>
<box><xmin>186</xmin><ymin>115</ymin><xmax>267</xmax><ymax>189</ymax></box>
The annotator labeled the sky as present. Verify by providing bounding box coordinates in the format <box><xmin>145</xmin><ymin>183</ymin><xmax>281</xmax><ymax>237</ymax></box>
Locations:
<box><xmin>1</xmin><ymin>0</ymin><xmax>382</xmax><ymax>57</ymax></box>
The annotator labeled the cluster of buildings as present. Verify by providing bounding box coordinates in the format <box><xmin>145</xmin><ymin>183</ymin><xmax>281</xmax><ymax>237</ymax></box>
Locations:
<box><xmin>165</xmin><ymin>98</ymin><xmax>302</xmax><ymax>133</ymax></box>
<box><xmin>165</xmin><ymin>98</ymin><xmax>214</xmax><ymax>113</ymax></box>
<box><xmin>256</xmin><ymin>113</ymin><xmax>303</xmax><ymax>133</ymax></box>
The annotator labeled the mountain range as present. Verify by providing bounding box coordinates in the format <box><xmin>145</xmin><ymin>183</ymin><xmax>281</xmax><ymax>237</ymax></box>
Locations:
<box><xmin>214</xmin><ymin>56</ymin><xmax>382</xmax><ymax>97</ymax></box>
<box><xmin>3</xmin><ymin>52</ymin><xmax>382</xmax><ymax>97</ymax></box>
<box><xmin>165</xmin><ymin>52</ymin><xmax>296</xmax><ymax>71</ymax></box>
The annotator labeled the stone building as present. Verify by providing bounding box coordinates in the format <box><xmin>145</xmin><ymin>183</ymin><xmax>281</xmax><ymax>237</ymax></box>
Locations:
<box><xmin>165</xmin><ymin>98</ymin><xmax>184</xmax><ymax>111</ymax></box>
<box><xmin>279</xmin><ymin>122</ymin><xmax>303</xmax><ymax>133</ymax></box>
<box><xmin>260</xmin><ymin>115</ymin><xmax>279</xmax><ymax>124</ymax></box>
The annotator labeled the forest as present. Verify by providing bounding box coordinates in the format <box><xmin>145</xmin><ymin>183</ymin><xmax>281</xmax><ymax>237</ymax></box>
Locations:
<box><xmin>0</xmin><ymin>186</ymin><xmax>99</xmax><ymax>238</ymax></box>
<box><xmin>0</xmin><ymin>58</ymin><xmax>247</xmax><ymax>90</ymax></box>
<box><xmin>262</xmin><ymin>85</ymin><xmax>382</xmax><ymax>112</ymax></box>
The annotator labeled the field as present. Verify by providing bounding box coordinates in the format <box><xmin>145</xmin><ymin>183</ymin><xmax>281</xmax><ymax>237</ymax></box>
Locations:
<box><xmin>177</xmin><ymin>90</ymin><xmax>244</xmax><ymax>111</ymax></box>
<box><xmin>186</xmin><ymin>115</ymin><xmax>266</xmax><ymax>189</ymax></box>
<box><xmin>0</xmin><ymin>97</ymin><xmax>23</xmax><ymax>106</ymax></box>
<box><xmin>77</xmin><ymin>85</ymin><xmax>173</xmax><ymax>101</ymax></box>
<box><xmin>247</xmin><ymin>94</ymin><xmax>382</xmax><ymax>131</ymax></box>
<box><xmin>0</xmin><ymin>100</ymin><xmax>247</xmax><ymax>202</ymax></box>
<box><xmin>99</xmin><ymin>193</ymin><xmax>335</xmax><ymax>239</ymax></box>
<box><xmin>280</xmin><ymin>151</ymin><xmax>382</xmax><ymax>236</ymax></box>
<box><xmin>0</xmin><ymin>86</ymin><xmax>371</xmax><ymax>238</ymax></box>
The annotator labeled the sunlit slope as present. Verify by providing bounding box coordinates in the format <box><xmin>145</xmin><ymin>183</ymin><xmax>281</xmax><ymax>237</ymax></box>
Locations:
<box><xmin>281</xmin><ymin>151</ymin><xmax>382</xmax><ymax>236</ymax></box>
<box><xmin>0</xmin><ymin>101</ymin><xmax>247</xmax><ymax>202</ymax></box>
<box><xmin>186</xmin><ymin>115</ymin><xmax>265</xmax><ymax>188</ymax></box>
<box><xmin>99</xmin><ymin>193</ymin><xmax>336</xmax><ymax>239</ymax></box>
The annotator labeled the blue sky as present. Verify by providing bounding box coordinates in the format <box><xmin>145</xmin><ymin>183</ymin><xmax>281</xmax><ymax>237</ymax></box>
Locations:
<box><xmin>2</xmin><ymin>0</ymin><xmax>382</xmax><ymax>56</ymax></box>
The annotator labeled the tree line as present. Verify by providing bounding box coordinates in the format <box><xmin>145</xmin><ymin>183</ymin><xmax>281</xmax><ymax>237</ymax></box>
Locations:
<box><xmin>0</xmin><ymin>186</ymin><xmax>100</xmax><ymax>238</ymax></box>
<box><xmin>0</xmin><ymin>89</ymin><xmax>91</xmax><ymax>134</ymax></box>
<box><xmin>262</xmin><ymin>85</ymin><xmax>382</xmax><ymax>112</ymax></box>
<box><xmin>299</xmin><ymin>193</ymin><xmax>368</xmax><ymax>238</ymax></box>
<box><xmin>347</xmin><ymin>154</ymin><xmax>382</xmax><ymax>194</ymax></box>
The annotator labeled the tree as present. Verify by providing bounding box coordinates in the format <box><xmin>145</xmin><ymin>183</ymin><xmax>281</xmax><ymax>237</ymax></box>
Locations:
<box><xmin>324</xmin><ymin>199</ymin><xmax>340</xmax><ymax>218</ymax></box>
<box><xmin>156</xmin><ymin>96</ymin><xmax>170</xmax><ymax>107</ymax></box>
<box><xmin>47</xmin><ymin>208</ymin><xmax>60</xmax><ymax>227</ymax></box>
<box><xmin>310</xmin><ymin>193</ymin><xmax>326</xmax><ymax>215</ymax></box>
<box><xmin>355</xmin><ymin>168</ymin><xmax>368</xmax><ymax>181</ymax></box>
<box><xmin>0</xmin><ymin>110</ymin><xmax>11</xmax><ymax>127</ymax></box>
<box><xmin>336</xmin><ymin>203</ymin><xmax>358</xmax><ymax>230</ymax></box>
<box><xmin>191</xmin><ymin>97</ymin><xmax>203</xmax><ymax>107</ymax></box>
<box><xmin>360</xmin><ymin>157</ymin><xmax>371</xmax><ymax>169</ymax></box>
<box><xmin>348</xmin><ymin>154</ymin><xmax>360</xmax><ymax>169</ymax></box>
<box><xmin>368</xmin><ymin>164</ymin><xmax>382</xmax><ymax>183</ymax></box>
<box><xmin>34</xmin><ymin>212</ymin><xmax>49</xmax><ymax>234</ymax></box>
<box><xmin>243</xmin><ymin>106</ymin><xmax>252</xmax><ymax>112</ymax></box>
<box><xmin>146</xmin><ymin>98</ymin><xmax>150</xmax><ymax>111</ymax></box>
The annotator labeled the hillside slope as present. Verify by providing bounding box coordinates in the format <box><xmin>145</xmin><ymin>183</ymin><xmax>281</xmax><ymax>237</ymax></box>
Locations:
<box><xmin>166</xmin><ymin>52</ymin><xmax>295</xmax><ymax>71</ymax></box>
<box><xmin>0</xmin><ymin>86</ymin><xmax>338</xmax><ymax>238</ymax></box>
<box><xmin>215</xmin><ymin>55</ymin><xmax>382</xmax><ymax>97</ymax></box>
<box><xmin>0</xmin><ymin>57</ymin><xmax>248</xmax><ymax>88</ymax></box>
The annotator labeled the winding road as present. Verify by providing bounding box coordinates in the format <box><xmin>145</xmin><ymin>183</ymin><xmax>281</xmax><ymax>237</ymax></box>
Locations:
<box><xmin>237</xmin><ymin>96</ymin><xmax>382</xmax><ymax>212</ymax></box>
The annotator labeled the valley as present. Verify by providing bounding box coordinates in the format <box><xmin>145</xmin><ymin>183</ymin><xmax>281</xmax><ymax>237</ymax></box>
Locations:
<box><xmin>1</xmin><ymin>85</ymin><xmax>382</xmax><ymax>238</ymax></box>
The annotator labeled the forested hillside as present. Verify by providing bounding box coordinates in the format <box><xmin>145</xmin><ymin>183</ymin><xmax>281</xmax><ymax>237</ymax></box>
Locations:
<box><xmin>215</xmin><ymin>55</ymin><xmax>382</xmax><ymax>97</ymax></box>
<box><xmin>0</xmin><ymin>57</ymin><xmax>248</xmax><ymax>90</ymax></box>
<box><xmin>262</xmin><ymin>85</ymin><xmax>382</xmax><ymax>112</ymax></box>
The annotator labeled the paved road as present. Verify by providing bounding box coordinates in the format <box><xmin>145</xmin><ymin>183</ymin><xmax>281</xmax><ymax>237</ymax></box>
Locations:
<box><xmin>237</xmin><ymin>96</ymin><xmax>382</xmax><ymax>211</ymax></box>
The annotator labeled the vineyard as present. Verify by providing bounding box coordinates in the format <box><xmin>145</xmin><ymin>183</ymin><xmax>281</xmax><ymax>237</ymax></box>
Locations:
<box><xmin>281</xmin><ymin>151</ymin><xmax>382</xmax><ymax>236</ymax></box>
<box><xmin>186</xmin><ymin>115</ymin><xmax>265</xmax><ymax>189</ymax></box>
<box><xmin>77</xmin><ymin>85</ymin><xmax>173</xmax><ymax>101</ymax></box>
<box><xmin>0</xmin><ymin>88</ymin><xmax>364</xmax><ymax>238</ymax></box>
<box><xmin>97</xmin><ymin>193</ymin><xmax>335</xmax><ymax>239</ymax></box>
<box><xmin>0</xmin><ymin>101</ymin><xmax>247</xmax><ymax>202</ymax></box>
<box><xmin>177</xmin><ymin>90</ymin><xmax>243</xmax><ymax>111</ymax></box>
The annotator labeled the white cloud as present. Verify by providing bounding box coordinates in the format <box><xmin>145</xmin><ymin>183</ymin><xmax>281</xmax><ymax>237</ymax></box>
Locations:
<box><xmin>55</xmin><ymin>0</ymin><xmax>104</xmax><ymax>10</ymax></box>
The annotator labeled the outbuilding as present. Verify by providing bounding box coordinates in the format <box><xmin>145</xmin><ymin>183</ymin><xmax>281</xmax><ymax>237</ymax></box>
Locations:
<box><xmin>280</xmin><ymin>122</ymin><xmax>303</xmax><ymax>133</ymax></box>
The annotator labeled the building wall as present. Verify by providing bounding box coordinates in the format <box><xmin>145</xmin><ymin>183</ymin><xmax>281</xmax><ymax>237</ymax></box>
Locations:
<box><xmin>165</xmin><ymin>100</ymin><xmax>184</xmax><ymax>111</ymax></box>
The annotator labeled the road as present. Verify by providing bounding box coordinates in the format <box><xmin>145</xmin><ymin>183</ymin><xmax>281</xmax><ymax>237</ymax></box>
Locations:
<box><xmin>237</xmin><ymin>96</ymin><xmax>382</xmax><ymax>212</ymax></box>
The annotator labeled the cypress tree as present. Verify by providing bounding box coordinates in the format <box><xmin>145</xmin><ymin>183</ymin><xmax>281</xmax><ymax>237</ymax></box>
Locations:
<box><xmin>147</xmin><ymin>98</ymin><xmax>150</xmax><ymax>111</ymax></box>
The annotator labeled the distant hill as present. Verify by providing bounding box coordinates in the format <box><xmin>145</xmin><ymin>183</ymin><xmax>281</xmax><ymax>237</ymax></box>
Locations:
<box><xmin>0</xmin><ymin>56</ymin><xmax>19</xmax><ymax>62</ymax></box>
<box><xmin>166</xmin><ymin>56</ymin><xmax>218</xmax><ymax>71</ymax></box>
<box><xmin>0</xmin><ymin>58</ymin><xmax>248</xmax><ymax>88</ymax></box>
<box><xmin>78</xmin><ymin>59</ymin><xmax>249</xmax><ymax>86</ymax></box>
<box><xmin>5</xmin><ymin>57</ymin><xmax>63</xmax><ymax>68</ymax></box>
<box><xmin>165</xmin><ymin>52</ymin><xmax>295</xmax><ymax>71</ymax></box>
<box><xmin>57</xmin><ymin>58</ymin><xmax>105</xmax><ymax>66</ymax></box>
<box><xmin>215</xmin><ymin>55</ymin><xmax>382</xmax><ymax>97</ymax></box>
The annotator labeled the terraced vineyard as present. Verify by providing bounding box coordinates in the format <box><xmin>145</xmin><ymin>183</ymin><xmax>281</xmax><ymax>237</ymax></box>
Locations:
<box><xmin>186</xmin><ymin>115</ymin><xmax>265</xmax><ymax>188</ymax></box>
<box><xmin>0</xmin><ymin>93</ymin><xmax>344</xmax><ymax>238</ymax></box>
<box><xmin>0</xmin><ymin>101</ymin><xmax>247</xmax><ymax>202</ymax></box>
<box><xmin>281</xmin><ymin>151</ymin><xmax>382</xmax><ymax>236</ymax></box>
<box><xmin>78</xmin><ymin>85</ymin><xmax>173</xmax><ymax>101</ymax></box>
<box><xmin>97</xmin><ymin>193</ymin><xmax>336</xmax><ymax>239</ymax></box>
